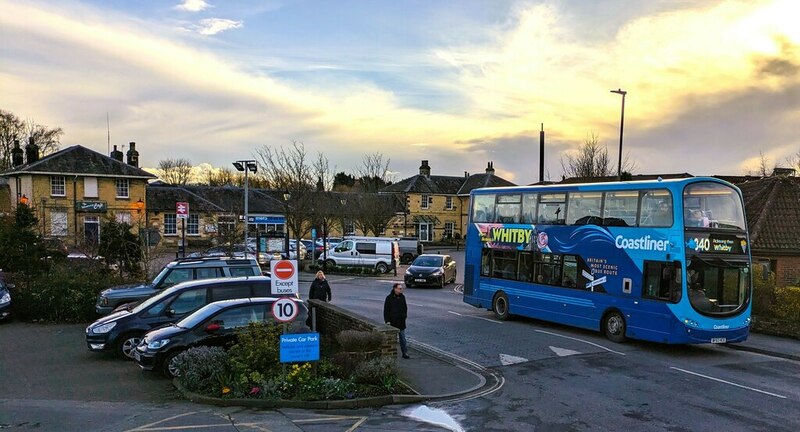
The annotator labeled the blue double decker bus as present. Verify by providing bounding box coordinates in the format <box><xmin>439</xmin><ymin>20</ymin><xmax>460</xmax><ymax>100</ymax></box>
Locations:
<box><xmin>462</xmin><ymin>177</ymin><xmax>752</xmax><ymax>344</ymax></box>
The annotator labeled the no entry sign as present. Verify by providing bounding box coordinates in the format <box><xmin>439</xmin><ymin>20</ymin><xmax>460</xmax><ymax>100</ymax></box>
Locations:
<box><xmin>270</xmin><ymin>259</ymin><xmax>298</xmax><ymax>295</ymax></box>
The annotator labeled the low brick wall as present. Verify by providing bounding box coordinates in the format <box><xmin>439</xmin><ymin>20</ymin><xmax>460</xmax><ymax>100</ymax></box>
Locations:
<box><xmin>307</xmin><ymin>299</ymin><xmax>398</xmax><ymax>359</ymax></box>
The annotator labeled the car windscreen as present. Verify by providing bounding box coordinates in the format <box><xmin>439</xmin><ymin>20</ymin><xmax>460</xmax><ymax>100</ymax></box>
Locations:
<box><xmin>176</xmin><ymin>302</ymin><xmax>226</xmax><ymax>328</ymax></box>
<box><xmin>413</xmin><ymin>256</ymin><xmax>443</xmax><ymax>267</ymax></box>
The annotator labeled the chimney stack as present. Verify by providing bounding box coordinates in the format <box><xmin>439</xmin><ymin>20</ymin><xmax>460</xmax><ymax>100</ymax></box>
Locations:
<box><xmin>111</xmin><ymin>145</ymin><xmax>124</xmax><ymax>162</ymax></box>
<box><xmin>419</xmin><ymin>160</ymin><xmax>431</xmax><ymax>177</ymax></box>
<box><xmin>25</xmin><ymin>137</ymin><xmax>39</xmax><ymax>164</ymax></box>
<box><xmin>485</xmin><ymin>161</ymin><xmax>495</xmax><ymax>175</ymax></box>
<box><xmin>464</xmin><ymin>171</ymin><xmax>469</xmax><ymax>178</ymax></box>
<box><xmin>126</xmin><ymin>141</ymin><xmax>139</xmax><ymax>167</ymax></box>
<box><xmin>11</xmin><ymin>140</ymin><xmax>24</xmax><ymax>166</ymax></box>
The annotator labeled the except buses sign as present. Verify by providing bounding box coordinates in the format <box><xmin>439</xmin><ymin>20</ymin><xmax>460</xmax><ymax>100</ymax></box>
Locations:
<box><xmin>270</xmin><ymin>260</ymin><xmax>298</xmax><ymax>295</ymax></box>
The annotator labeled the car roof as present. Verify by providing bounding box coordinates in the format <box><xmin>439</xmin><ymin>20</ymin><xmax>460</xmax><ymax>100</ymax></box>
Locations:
<box><xmin>416</xmin><ymin>254</ymin><xmax>448</xmax><ymax>258</ymax></box>
<box><xmin>166</xmin><ymin>257</ymin><xmax>259</xmax><ymax>267</ymax></box>
<box><xmin>161</xmin><ymin>275</ymin><xmax>271</xmax><ymax>294</ymax></box>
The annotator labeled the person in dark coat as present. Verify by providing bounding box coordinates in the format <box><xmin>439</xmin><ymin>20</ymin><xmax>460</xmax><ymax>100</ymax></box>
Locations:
<box><xmin>308</xmin><ymin>271</ymin><xmax>331</xmax><ymax>302</ymax></box>
<box><xmin>383</xmin><ymin>283</ymin><xmax>409</xmax><ymax>359</ymax></box>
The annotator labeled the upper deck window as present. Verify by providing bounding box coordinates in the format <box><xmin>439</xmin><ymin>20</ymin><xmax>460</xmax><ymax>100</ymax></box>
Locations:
<box><xmin>567</xmin><ymin>192</ymin><xmax>603</xmax><ymax>225</ymax></box>
<box><xmin>639</xmin><ymin>190</ymin><xmax>673</xmax><ymax>227</ymax></box>
<box><xmin>683</xmin><ymin>182</ymin><xmax>745</xmax><ymax>230</ymax></box>
<box><xmin>537</xmin><ymin>193</ymin><xmax>566</xmax><ymax>225</ymax></box>
<box><xmin>496</xmin><ymin>194</ymin><xmax>522</xmax><ymax>223</ymax></box>
<box><xmin>472</xmin><ymin>194</ymin><xmax>496</xmax><ymax>222</ymax></box>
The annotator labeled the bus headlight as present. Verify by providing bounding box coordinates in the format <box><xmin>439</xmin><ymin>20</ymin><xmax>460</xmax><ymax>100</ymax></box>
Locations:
<box><xmin>683</xmin><ymin>318</ymin><xmax>699</xmax><ymax>328</ymax></box>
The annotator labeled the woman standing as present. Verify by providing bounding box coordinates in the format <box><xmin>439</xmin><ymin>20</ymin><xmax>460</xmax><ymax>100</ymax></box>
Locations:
<box><xmin>308</xmin><ymin>270</ymin><xmax>332</xmax><ymax>301</ymax></box>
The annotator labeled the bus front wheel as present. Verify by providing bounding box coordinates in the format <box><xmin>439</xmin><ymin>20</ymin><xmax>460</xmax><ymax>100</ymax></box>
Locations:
<box><xmin>603</xmin><ymin>310</ymin><xmax>627</xmax><ymax>343</ymax></box>
<box><xmin>492</xmin><ymin>292</ymin><xmax>510</xmax><ymax>321</ymax></box>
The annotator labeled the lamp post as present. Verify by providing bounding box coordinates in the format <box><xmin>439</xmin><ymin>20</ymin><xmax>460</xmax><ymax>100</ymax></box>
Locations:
<box><xmin>282</xmin><ymin>191</ymin><xmax>291</xmax><ymax>259</ymax></box>
<box><xmin>610</xmin><ymin>89</ymin><xmax>627</xmax><ymax>181</ymax></box>
<box><xmin>233</xmin><ymin>160</ymin><xmax>257</xmax><ymax>249</ymax></box>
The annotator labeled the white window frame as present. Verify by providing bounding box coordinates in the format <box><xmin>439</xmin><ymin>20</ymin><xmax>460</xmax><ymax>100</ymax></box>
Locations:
<box><xmin>444</xmin><ymin>222</ymin><xmax>454</xmax><ymax>238</ymax></box>
<box><xmin>344</xmin><ymin>221</ymin><xmax>356</xmax><ymax>236</ymax></box>
<box><xmin>115</xmin><ymin>178</ymin><xmax>129</xmax><ymax>199</ymax></box>
<box><xmin>51</xmin><ymin>210</ymin><xmax>68</xmax><ymax>236</ymax></box>
<box><xmin>164</xmin><ymin>213</ymin><xmax>177</xmax><ymax>235</ymax></box>
<box><xmin>445</xmin><ymin>196</ymin><xmax>454</xmax><ymax>210</ymax></box>
<box><xmin>421</xmin><ymin>194</ymin><xmax>430</xmax><ymax>210</ymax></box>
<box><xmin>187</xmin><ymin>214</ymin><xmax>200</xmax><ymax>235</ymax></box>
<box><xmin>51</xmin><ymin>176</ymin><xmax>66</xmax><ymax>197</ymax></box>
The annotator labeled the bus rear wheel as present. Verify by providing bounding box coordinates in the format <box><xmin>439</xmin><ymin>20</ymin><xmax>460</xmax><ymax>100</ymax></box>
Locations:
<box><xmin>603</xmin><ymin>310</ymin><xmax>627</xmax><ymax>343</ymax></box>
<box><xmin>492</xmin><ymin>292</ymin><xmax>510</xmax><ymax>321</ymax></box>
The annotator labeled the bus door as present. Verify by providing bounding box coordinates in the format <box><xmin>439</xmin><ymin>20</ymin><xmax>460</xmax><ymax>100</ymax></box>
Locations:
<box><xmin>633</xmin><ymin>261</ymin><xmax>682</xmax><ymax>341</ymax></box>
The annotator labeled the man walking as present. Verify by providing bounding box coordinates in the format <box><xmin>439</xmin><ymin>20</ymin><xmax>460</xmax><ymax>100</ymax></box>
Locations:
<box><xmin>383</xmin><ymin>283</ymin><xmax>409</xmax><ymax>359</ymax></box>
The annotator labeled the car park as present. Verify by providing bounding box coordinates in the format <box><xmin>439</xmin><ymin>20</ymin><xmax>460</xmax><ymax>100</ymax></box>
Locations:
<box><xmin>134</xmin><ymin>297</ymin><xmax>309</xmax><ymax>377</ymax></box>
<box><xmin>95</xmin><ymin>257</ymin><xmax>262</xmax><ymax>315</ymax></box>
<box><xmin>86</xmin><ymin>276</ymin><xmax>287</xmax><ymax>359</ymax></box>
<box><xmin>404</xmin><ymin>254</ymin><xmax>457</xmax><ymax>288</ymax></box>
<box><xmin>0</xmin><ymin>273</ymin><xmax>12</xmax><ymax>321</ymax></box>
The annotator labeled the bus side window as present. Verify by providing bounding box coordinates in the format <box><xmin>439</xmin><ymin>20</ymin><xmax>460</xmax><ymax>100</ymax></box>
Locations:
<box><xmin>481</xmin><ymin>249</ymin><xmax>491</xmax><ymax>276</ymax></box>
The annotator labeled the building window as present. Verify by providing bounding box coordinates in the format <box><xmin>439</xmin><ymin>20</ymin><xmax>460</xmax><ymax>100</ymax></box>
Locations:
<box><xmin>444</xmin><ymin>222</ymin><xmax>454</xmax><ymax>239</ymax></box>
<box><xmin>187</xmin><ymin>214</ymin><xmax>199</xmax><ymax>235</ymax></box>
<box><xmin>115</xmin><ymin>212</ymin><xmax>131</xmax><ymax>225</ymax></box>
<box><xmin>115</xmin><ymin>179</ymin><xmax>129</xmax><ymax>198</ymax></box>
<box><xmin>421</xmin><ymin>194</ymin><xmax>430</xmax><ymax>210</ymax></box>
<box><xmin>51</xmin><ymin>210</ymin><xmax>67</xmax><ymax>236</ymax></box>
<box><xmin>446</xmin><ymin>196</ymin><xmax>454</xmax><ymax>210</ymax></box>
<box><xmin>164</xmin><ymin>214</ymin><xmax>177</xmax><ymax>235</ymax></box>
<box><xmin>344</xmin><ymin>221</ymin><xmax>355</xmax><ymax>235</ymax></box>
<box><xmin>84</xmin><ymin>177</ymin><xmax>98</xmax><ymax>198</ymax></box>
<box><xmin>51</xmin><ymin>176</ymin><xmax>66</xmax><ymax>197</ymax></box>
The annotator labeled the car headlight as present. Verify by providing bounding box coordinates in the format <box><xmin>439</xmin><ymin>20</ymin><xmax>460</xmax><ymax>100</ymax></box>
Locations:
<box><xmin>147</xmin><ymin>339</ymin><xmax>170</xmax><ymax>350</ymax></box>
<box><xmin>432</xmin><ymin>269</ymin><xmax>444</xmax><ymax>276</ymax></box>
<box><xmin>92</xmin><ymin>322</ymin><xmax>117</xmax><ymax>334</ymax></box>
<box><xmin>1</xmin><ymin>292</ymin><xmax>10</xmax><ymax>304</ymax></box>
<box><xmin>405</xmin><ymin>269</ymin><xmax>412</xmax><ymax>275</ymax></box>
<box><xmin>99</xmin><ymin>296</ymin><xmax>109</xmax><ymax>306</ymax></box>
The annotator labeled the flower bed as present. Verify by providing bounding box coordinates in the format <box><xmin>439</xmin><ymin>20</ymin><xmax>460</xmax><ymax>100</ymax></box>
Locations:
<box><xmin>172</xmin><ymin>323</ymin><xmax>415</xmax><ymax>403</ymax></box>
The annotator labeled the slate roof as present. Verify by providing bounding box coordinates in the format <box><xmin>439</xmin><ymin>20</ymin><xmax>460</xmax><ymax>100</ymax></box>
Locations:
<box><xmin>458</xmin><ymin>173</ymin><xmax>517</xmax><ymax>195</ymax></box>
<box><xmin>183</xmin><ymin>186</ymin><xmax>285</xmax><ymax>214</ymax></box>
<box><xmin>381</xmin><ymin>174</ymin><xmax>466</xmax><ymax>195</ymax></box>
<box><xmin>738</xmin><ymin>176</ymin><xmax>800</xmax><ymax>254</ymax></box>
<box><xmin>146</xmin><ymin>185</ymin><xmax>224</xmax><ymax>213</ymax></box>
<box><xmin>0</xmin><ymin>145</ymin><xmax>156</xmax><ymax>179</ymax></box>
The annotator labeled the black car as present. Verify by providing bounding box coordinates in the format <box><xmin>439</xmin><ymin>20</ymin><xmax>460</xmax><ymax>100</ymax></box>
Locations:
<box><xmin>86</xmin><ymin>276</ymin><xmax>291</xmax><ymax>359</ymax></box>
<box><xmin>404</xmin><ymin>254</ymin><xmax>457</xmax><ymax>288</ymax></box>
<box><xmin>134</xmin><ymin>297</ymin><xmax>309</xmax><ymax>377</ymax></box>
<box><xmin>0</xmin><ymin>276</ymin><xmax>12</xmax><ymax>321</ymax></box>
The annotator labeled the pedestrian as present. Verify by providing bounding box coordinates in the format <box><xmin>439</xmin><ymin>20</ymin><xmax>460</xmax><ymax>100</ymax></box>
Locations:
<box><xmin>308</xmin><ymin>270</ymin><xmax>331</xmax><ymax>302</ymax></box>
<box><xmin>383</xmin><ymin>283</ymin><xmax>410</xmax><ymax>359</ymax></box>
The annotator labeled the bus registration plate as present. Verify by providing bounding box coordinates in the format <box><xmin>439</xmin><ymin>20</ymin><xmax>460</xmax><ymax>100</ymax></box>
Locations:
<box><xmin>711</xmin><ymin>338</ymin><xmax>727</xmax><ymax>344</ymax></box>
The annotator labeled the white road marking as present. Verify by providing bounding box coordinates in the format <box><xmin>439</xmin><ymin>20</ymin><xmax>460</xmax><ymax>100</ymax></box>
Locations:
<box><xmin>670</xmin><ymin>367</ymin><xmax>787</xmax><ymax>399</ymax></box>
<box><xmin>534</xmin><ymin>329</ymin><xmax>626</xmax><ymax>356</ymax></box>
<box><xmin>125</xmin><ymin>412</ymin><xmax>197</xmax><ymax>431</ymax></box>
<box><xmin>549</xmin><ymin>346</ymin><xmax>583</xmax><ymax>357</ymax></box>
<box><xmin>499</xmin><ymin>353</ymin><xmax>529</xmax><ymax>365</ymax></box>
<box><xmin>448</xmin><ymin>310</ymin><xmax>502</xmax><ymax>324</ymax></box>
<box><xmin>408</xmin><ymin>302</ymin><xmax>426</xmax><ymax>307</ymax></box>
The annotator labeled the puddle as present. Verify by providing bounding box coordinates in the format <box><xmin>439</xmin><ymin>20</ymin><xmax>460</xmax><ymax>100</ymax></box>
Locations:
<box><xmin>403</xmin><ymin>405</ymin><xmax>465</xmax><ymax>432</ymax></box>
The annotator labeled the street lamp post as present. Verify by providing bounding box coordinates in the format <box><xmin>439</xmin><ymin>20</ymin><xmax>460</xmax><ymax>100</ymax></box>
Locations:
<box><xmin>610</xmin><ymin>89</ymin><xmax>627</xmax><ymax>181</ymax></box>
<box><xmin>282</xmin><ymin>191</ymin><xmax>291</xmax><ymax>259</ymax></box>
<box><xmin>233</xmin><ymin>160</ymin><xmax>257</xmax><ymax>249</ymax></box>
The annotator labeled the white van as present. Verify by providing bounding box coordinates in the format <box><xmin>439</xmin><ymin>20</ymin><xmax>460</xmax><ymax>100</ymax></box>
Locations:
<box><xmin>320</xmin><ymin>237</ymin><xmax>399</xmax><ymax>273</ymax></box>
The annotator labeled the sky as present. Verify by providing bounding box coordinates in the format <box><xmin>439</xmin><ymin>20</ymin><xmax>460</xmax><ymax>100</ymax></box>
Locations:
<box><xmin>1</xmin><ymin>0</ymin><xmax>799</xmax><ymax>184</ymax></box>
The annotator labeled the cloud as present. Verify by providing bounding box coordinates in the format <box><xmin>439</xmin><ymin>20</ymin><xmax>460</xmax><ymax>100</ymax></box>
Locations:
<box><xmin>174</xmin><ymin>0</ymin><xmax>211</xmax><ymax>13</ymax></box>
<box><xmin>193</xmin><ymin>18</ymin><xmax>243</xmax><ymax>35</ymax></box>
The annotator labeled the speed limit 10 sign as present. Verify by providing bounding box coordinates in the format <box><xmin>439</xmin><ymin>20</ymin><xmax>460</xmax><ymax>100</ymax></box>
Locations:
<box><xmin>272</xmin><ymin>298</ymin><xmax>299</xmax><ymax>323</ymax></box>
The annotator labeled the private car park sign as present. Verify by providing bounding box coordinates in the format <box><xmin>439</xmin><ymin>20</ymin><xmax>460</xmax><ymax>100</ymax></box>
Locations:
<box><xmin>270</xmin><ymin>260</ymin><xmax>298</xmax><ymax>295</ymax></box>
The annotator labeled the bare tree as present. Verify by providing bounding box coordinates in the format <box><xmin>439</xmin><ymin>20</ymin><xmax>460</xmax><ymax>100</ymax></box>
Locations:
<box><xmin>784</xmin><ymin>149</ymin><xmax>800</xmax><ymax>173</ymax></box>
<box><xmin>312</xmin><ymin>151</ymin><xmax>335</xmax><ymax>192</ymax></box>
<box><xmin>355</xmin><ymin>152</ymin><xmax>392</xmax><ymax>192</ymax></box>
<box><xmin>158</xmin><ymin>158</ymin><xmax>194</xmax><ymax>185</ymax></box>
<box><xmin>0</xmin><ymin>110</ymin><xmax>62</xmax><ymax>169</ymax></box>
<box><xmin>560</xmin><ymin>133</ymin><xmax>635</xmax><ymax>179</ymax></box>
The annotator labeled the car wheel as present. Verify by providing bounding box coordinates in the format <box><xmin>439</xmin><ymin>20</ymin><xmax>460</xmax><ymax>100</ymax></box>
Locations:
<box><xmin>161</xmin><ymin>349</ymin><xmax>185</xmax><ymax>378</ymax></box>
<box><xmin>402</xmin><ymin>253</ymin><xmax>413</xmax><ymax>264</ymax></box>
<box><xmin>603</xmin><ymin>310</ymin><xmax>627</xmax><ymax>343</ymax></box>
<box><xmin>376</xmin><ymin>262</ymin><xmax>388</xmax><ymax>274</ymax></box>
<box><xmin>116</xmin><ymin>333</ymin><xmax>143</xmax><ymax>360</ymax></box>
<box><xmin>492</xmin><ymin>292</ymin><xmax>511</xmax><ymax>321</ymax></box>
<box><xmin>325</xmin><ymin>259</ymin><xmax>336</xmax><ymax>268</ymax></box>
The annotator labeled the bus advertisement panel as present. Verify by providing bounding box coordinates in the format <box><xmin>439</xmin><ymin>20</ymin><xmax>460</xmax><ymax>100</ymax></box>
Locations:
<box><xmin>462</xmin><ymin>177</ymin><xmax>752</xmax><ymax>344</ymax></box>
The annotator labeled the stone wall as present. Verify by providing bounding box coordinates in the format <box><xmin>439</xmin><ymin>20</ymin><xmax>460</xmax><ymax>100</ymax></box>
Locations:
<box><xmin>307</xmin><ymin>299</ymin><xmax>398</xmax><ymax>359</ymax></box>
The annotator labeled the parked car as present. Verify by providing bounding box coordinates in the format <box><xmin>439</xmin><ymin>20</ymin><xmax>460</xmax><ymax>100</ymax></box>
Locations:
<box><xmin>320</xmin><ymin>237</ymin><xmax>398</xmax><ymax>273</ymax></box>
<box><xmin>42</xmin><ymin>237</ymin><xmax>68</xmax><ymax>259</ymax></box>
<box><xmin>95</xmin><ymin>257</ymin><xmax>262</xmax><ymax>315</ymax></box>
<box><xmin>134</xmin><ymin>297</ymin><xmax>309</xmax><ymax>377</ymax></box>
<box><xmin>404</xmin><ymin>254</ymin><xmax>457</xmax><ymax>288</ymax></box>
<box><xmin>398</xmin><ymin>237</ymin><xmax>423</xmax><ymax>264</ymax></box>
<box><xmin>86</xmin><ymin>276</ymin><xmax>288</xmax><ymax>359</ymax></box>
<box><xmin>0</xmin><ymin>272</ymin><xmax>12</xmax><ymax>321</ymax></box>
<box><xmin>302</xmin><ymin>238</ymin><xmax>341</xmax><ymax>259</ymax></box>
<box><xmin>188</xmin><ymin>244</ymin><xmax>268</xmax><ymax>262</ymax></box>
<box><xmin>289</xmin><ymin>240</ymin><xmax>307</xmax><ymax>260</ymax></box>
